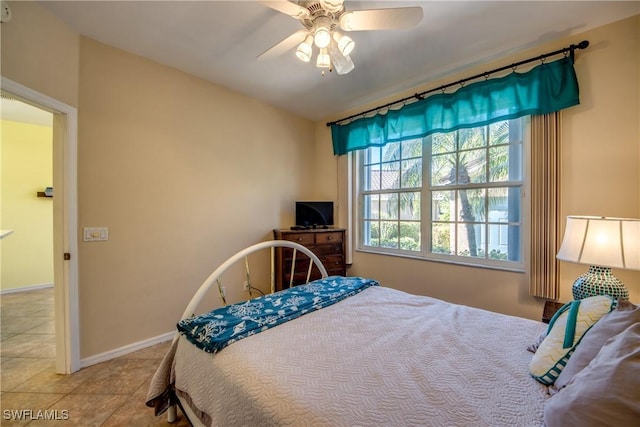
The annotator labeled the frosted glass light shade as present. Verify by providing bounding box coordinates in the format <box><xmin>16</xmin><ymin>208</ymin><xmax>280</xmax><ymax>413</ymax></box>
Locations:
<box><xmin>333</xmin><ymin>32</ymin><xmax>354</xmax><ymax>56</ymax></box>
<box><xmin>296</xmin><ymin>35</ymin><xmax>313</xmax><ymax>62</ymax></box>
<box><xmin>314</xmin><ymin>17</ymin><xmax>331</xmax><ymax>48</ymax></box>
<box><xmin>316</xmin><ymin>48</ymin><xmax>330</xmax><ymax>68</ymax></box>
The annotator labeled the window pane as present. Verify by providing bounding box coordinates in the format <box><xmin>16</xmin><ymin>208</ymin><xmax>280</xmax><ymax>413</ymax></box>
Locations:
<box><xmin>508</xmin><ymin>143</ymin><xmax>522</xmax><ymax>181</ymax></box>
<box><xmin>380</xmin><ymin>221</ymin><xmax>398</xmax><ymax>248</ymax></box>
<box><xmin>489</xmin><ymin>121</ymin><xmax>509</xmax><ymax>145</ymax></box>
<box><xmin>381</xmin><ymin>162</ymin><xmax>400</xmax><ymax>190</ymax></box>
<box><xmin>401</xmin><ymin>158</ymin><xmax>422</xmax><ymax>188</ymax></box>
<box><xmin>402</xmin><ymin>139</ymin><xmax>422</xmax><ymax>159</ymax></box>
<box><xmin>432</xmin><ymin>133</ymin><xmax>455</xmax><ymax>154</ymax></box>
<box><xmin>458</xmin><ymin>127</ymin><xmax>486</xmax><ymax>150</ymax></box>
<box><xmin>431</xmin><ymin>153</ymin><xmax>456</xmax><ymax>186</ymax></box>
<box><xmin>399</xmin><ymin>222</ymin><xmax>421</xmax><ymax>251</ymax></box>
<box><xmin>488</xmin><ymin>146</ymin><xmax>509</xmax><ymax>182</ymax></box>
<box><xmin>488</xmin><ymin>187</ymin><xmax>509</xmax><ymax>222</ymax></box>
<box><xmin>385</xmin><ymin>194</ymin><xmax>399</xmax><ymax>220</ymax></box>
<box><xmin>432</xmin><ymin>191</ymin><xmax>454</xmax><ymax>221</ymax></box>
<box><xmin>431</xmin><ymin>222</ymin><xmax>453</xmax><ymax>254</ymax></box>
<box><xmin>459</xmin><ymin>148</ymin><xmax>486</xmax><ymax>183</ymax></box>
<box><xmin>364</xmin><ymin>146</ymin><xmax>381</xmax><ymax>165</ymax></box>
<box><xmin>381</xmin><ymin>142</ymin><xmax>400</xmax><ymax>162</ymax></box>
<box><xmin>457</xmin><ymin>189</ymin><xmax>486</xmax><ymax>222</ymax></box>
<box><xmin>488</xmin><ymin>187</ymin><xmax>520</xmax><ymax>222</ymax></box>
<box><xmin>400</xmin><ymin>192</ymin><xmax>420</xmax><ymax>220</ymax></box>
<box><xmin>487</xmin><ymin>224</ymin><xmax>509</xmax><ymax>260</ymax></box>
<box><xmin>457</xmin><ymin>223</ymin><xmax>482</xmax><ymax>258</ymax></box>
<box><xmin>364</xmin><ymin>165</ymin><xmax>380</xmax><ymax>191</ymax></box>
<box><xmin>506</xmin><ymin>225</ymin><xmax>521</xmax><ymax>261</ymax></box>
<box><xmin>363</xmin><ymin>194</ymin><xmax>380</xmax><ymax>220</ymax></box>
<box><xmin>363</xmin><ymin>220</ymin><xmax>379</xmax><ymax>247</ymax></box>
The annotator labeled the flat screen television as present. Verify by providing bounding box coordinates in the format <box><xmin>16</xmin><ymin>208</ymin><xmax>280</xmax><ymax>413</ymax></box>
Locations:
<box><xmin>295</xmin><ymin>201</ymin><xmax>334</xmax><ymax>228</ymax></box>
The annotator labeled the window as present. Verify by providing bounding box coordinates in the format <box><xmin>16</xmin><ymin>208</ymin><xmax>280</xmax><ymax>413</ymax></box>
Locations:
<box><xmin>356</xmin><ymin>118</ymin><xmax>528</xmax><ymax>270</ymax></box>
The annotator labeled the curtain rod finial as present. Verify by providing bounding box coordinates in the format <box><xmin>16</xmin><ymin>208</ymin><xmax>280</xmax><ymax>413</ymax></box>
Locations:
<box><xmin>576</xmin><ymin>40</ymin><xmax>589</xmax><ymax>50</ymax></box>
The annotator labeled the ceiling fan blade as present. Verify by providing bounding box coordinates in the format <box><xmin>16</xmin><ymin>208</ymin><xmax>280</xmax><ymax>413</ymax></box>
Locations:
<box><xmin>339</xmin><ymin>7</ymin><xmax>423</xmax><ymax>31</ymax></box>
<box><xmin>257</xmin><ymin>29</ymin><xmax>309</xmax><ymax>61</ymax></box>
<box><xmin>329</xmin><ymin>40</ymin><xmax>354</xmax><ymax>75</ymax></box>
<box><xmin>259</xmin><ymin>1</ymin><xmax>310</xmax><ymax>20</ymax></box>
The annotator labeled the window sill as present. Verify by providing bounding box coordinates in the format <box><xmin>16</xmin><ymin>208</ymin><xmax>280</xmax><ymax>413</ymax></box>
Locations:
<box><xmin>355</xmin><ymin>248</ymin><xmax>526</xmax><ymax>273</ymax></box>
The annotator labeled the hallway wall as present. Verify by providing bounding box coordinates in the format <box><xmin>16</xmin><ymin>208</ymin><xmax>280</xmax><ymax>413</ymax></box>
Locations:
<box><xmin>1</xmin><ymin>119</ymin><xmax>54</xmax><ymax>291</ymax></box>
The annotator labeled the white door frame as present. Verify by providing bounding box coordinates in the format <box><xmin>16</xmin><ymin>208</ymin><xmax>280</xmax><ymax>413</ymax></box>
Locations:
<box><xmin>1</xmin><ymin>77</ymin><xmax>80</xmax><ymax>374</ymax></box>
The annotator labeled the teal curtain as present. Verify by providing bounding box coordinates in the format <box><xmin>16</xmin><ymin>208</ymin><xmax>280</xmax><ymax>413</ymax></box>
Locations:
<box><xmin>331</xmin><ymin>56</ymin><xmax>579</xmax><ymax>155</ymax></box>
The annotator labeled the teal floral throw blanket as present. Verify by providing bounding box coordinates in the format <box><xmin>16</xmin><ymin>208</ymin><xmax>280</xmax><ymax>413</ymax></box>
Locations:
<box><xmin>177</xmin><ymin>276</ymin><xmax>379</xmax><ymax>354</ymax></box>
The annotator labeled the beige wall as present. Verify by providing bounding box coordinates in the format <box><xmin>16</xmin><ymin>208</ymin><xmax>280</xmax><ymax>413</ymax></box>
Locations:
<box><xmin>0</xmin><ymin>1</ymin><xmax>79</xmax><ymax>107</ymax></box>
<box><xmin>77</xmin><ymin>38</ymin><xmax>316</xmax><ymax>356</ymax></box>
<box><xmin>316</xmin><ymin>15</ymin><xmax>640</xmax><ymax>320</ymax></box>
<box><xmin>3</xmin><ymin>2</ymin><xmax>316</xmax><ymax>358</ymax></box>
<box><xmin>1</xmin><ymin>120</ymin><xmax>54</xmax><ymax>290</ymax></box>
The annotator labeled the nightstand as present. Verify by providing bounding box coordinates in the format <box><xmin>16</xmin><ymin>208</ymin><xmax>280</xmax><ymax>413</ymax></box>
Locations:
<box><xmin>542</xmin><ymin>301</ymin><xmax>565</xmax><ymax>324</ymax></box>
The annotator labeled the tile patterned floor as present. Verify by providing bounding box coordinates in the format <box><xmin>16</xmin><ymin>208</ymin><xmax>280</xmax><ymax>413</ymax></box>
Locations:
<box><xmin>1</xmin><ymin>288</ymin><xmax>190</xmax><ymax>426</ymax></box>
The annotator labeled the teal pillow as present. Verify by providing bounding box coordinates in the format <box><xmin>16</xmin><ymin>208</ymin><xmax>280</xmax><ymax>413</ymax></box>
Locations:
<box><xmin>529</xmin><ymin>295</ymin><xmax>614</xmax><ymax>385</ymax></box>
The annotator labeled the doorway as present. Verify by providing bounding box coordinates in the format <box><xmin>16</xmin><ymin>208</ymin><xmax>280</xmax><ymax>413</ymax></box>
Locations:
<box><xmin>1</xmin><ymin>77</ymin><xmax>80</xmax><ymax>374</ymax></box>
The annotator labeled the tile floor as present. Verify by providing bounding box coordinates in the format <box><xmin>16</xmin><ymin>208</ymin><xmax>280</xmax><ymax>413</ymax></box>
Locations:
<box><xmin>1</xmin><ymin>288</ymin><xmax>190</xmax><ymax>426</ymax></box>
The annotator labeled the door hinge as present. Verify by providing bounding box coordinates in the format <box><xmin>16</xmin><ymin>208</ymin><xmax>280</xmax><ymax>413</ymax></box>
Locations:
<box><xmin>64</xmin><ymin>252</ymin><xmax>71</xmax><ymax>261</ymax></box>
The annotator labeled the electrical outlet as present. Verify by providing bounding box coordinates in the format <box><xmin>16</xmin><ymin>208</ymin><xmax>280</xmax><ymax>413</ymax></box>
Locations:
<box><xmin>221</xmin><ymin>286</ymin><xmax>226</xmax><ymax>297</ymax></box>
<box><xmin>243</xmin><ymin>281</ymin><xmax>250</xmax><ymax>291</ymax></box>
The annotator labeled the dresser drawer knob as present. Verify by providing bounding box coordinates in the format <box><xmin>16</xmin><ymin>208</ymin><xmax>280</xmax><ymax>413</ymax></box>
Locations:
<box><xmin>297</xmin><ymin>237</ymin><xmax>303</xmax><ymax>242</ymax></box>
<box><xmin>327</xmin><ymin>236</ymin><xmax>333</xmax><ymax>240</ymax></box>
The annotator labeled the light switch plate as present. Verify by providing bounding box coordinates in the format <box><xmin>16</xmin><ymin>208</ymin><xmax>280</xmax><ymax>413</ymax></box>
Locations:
<box><xmin>83</xmin><ymin>227</ymin><xmax>108</xmax><ymax>242</ymax></box>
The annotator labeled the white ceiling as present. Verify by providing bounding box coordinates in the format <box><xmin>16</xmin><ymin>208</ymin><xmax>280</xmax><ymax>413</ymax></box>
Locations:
<box><xmin>1</xmin><ymin>96</ymin><xmax>53</xmax><ymax>127</ymax></box>
<box><xmin>34</xmin><ymin>1</ymin><xmax>640</xmax><ymax>121</ymax></box>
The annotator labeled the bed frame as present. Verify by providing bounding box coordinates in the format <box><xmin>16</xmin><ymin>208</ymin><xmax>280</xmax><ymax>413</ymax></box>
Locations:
<box><xmin>167</xmin><ymin>240</ymin><xmax>329</xmax><ymax>423</ymax></box>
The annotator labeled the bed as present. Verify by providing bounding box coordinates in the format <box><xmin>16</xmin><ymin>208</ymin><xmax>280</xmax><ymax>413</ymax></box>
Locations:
<box><xmin>145</xmin><ymin>240</ymin><xmax>639</xmax><ymax>426</ymax></box>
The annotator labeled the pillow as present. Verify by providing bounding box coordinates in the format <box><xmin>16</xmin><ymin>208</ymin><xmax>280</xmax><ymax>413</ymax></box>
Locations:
<box><xmin>543</xmin><ymin>323</ymin><xmax>640</xmax><ymax>427</ymax></box>
<box><xmin>550</xmin><ymin>298</ymin><xmax>640</xmax><ymax>394</ymax></box>
<box><xmin>529</xmin><ymin>295</ymin><xmax>614</xmax><ymax>385</ymax></box>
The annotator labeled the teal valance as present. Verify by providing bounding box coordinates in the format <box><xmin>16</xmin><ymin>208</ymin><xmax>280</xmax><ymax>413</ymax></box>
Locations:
<box><xmin>331</xmin><ymin>56</ymin><xmax>579</xmax><ymax>155</ymax></box>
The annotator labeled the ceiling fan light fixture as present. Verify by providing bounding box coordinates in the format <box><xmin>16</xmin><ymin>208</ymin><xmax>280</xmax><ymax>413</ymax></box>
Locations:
<box><xmin>316</xmin><ymin>47</ymin><xmax>331</xmax><ymax>68</ymax></box>
<box><xmin>295</xmin><ymin>34</ymin><xmax>313</xmax><ymax>62</ymax></box>
<box><xmin>333</xmin><ymin>32</ymin><xmax>354</xmax><ymax>56</ymax></box>
<box><xmin>313</xmin><ymin>17</ymin><xmax>332</xmax><ymax>48</ymax></box>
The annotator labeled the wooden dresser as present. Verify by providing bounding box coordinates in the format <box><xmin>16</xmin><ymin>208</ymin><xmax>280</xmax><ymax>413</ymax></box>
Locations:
<box><xmin>273</xmin><ymin>228</ymin><xmax>346</xmax><ymax>291</ymax></box>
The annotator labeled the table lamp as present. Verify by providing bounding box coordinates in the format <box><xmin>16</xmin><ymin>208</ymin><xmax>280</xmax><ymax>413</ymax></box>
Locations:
<box><xmin>556</xmin><ymin>216</ymin><xmax>640</xmax><ymax>300</ymax></box>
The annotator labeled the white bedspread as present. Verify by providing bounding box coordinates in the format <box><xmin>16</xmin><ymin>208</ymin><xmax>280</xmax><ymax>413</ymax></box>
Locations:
<box><xmin>156</xmin><ymin>286</ymin><xmax>549</xmax><ymax>426</ymax></box>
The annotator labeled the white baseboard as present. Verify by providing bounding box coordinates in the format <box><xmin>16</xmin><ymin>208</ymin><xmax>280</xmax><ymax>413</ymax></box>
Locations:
<box><xmin>0</xmin><ymin>283</ymin><xmax>54</xmax><ymax>295</ymax></box>
<box><xmin>80</xmin><ymin>331</ymin><xmax>175</xmax><ymax>369</ymax></box>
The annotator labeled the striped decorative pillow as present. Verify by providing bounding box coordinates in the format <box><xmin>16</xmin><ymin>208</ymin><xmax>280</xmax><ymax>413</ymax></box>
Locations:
<box><xmin>529</xmin><ymin>295</ymin><xmax>614</xmax><ymax>385</ymax></box>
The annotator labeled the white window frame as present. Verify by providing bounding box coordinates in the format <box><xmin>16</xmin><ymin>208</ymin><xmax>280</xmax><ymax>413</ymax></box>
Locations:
<box><xmin>353</xmin><ymin>118</ymin><xmax>530</xmax><ymax>272</ymax></box>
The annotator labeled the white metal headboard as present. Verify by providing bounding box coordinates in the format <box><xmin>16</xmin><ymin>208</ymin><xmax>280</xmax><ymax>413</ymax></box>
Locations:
<box><xmin>179</xmin><ymin>240</ymin><xmax>328</xmax><ymax>321</ymax></box>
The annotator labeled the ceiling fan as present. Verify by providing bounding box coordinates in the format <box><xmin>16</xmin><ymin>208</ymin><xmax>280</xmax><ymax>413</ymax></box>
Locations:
<box><xmin>258</xmin><ymin>0</ymin><xmax>423</xmax><ymax>75</ymax></box>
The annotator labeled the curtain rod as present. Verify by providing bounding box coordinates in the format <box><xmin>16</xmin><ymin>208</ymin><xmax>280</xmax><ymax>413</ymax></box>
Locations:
<box><xmin>326</xmin><ymin>40</ymin><xmax>589</xmax><ymax>127</ymax></box>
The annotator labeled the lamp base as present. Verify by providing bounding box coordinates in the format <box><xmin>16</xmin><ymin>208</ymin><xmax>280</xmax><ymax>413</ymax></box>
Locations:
<box><xmin>572</xmin><ymin>265</ymin><xmax>629</xmax><ymax>300</ymax></box>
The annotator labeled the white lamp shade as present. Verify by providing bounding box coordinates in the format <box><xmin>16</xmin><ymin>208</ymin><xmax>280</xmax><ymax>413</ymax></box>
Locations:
<box><xmin>557</xmin><ymin>216</ymin><xmax>640</xmax><ymax>270</ymax></box>
<box><xmin>333</xmin><ymin>32</ymin><xmax>354</xmax><ymax>56</ymax></box>
<box><xmin>316</xmin><ymin>48</ymin><xmax>330</xmax><ymax>68</ymax></box>
<box><xmin>313</xmin><ymin>16</ymin><xmax>332</xmax><ymax>49</ymax></box>
<box><xmin>296</xmin><ymin>35</ymin><xmax>313</xmax><ymax>62</ymax></box>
